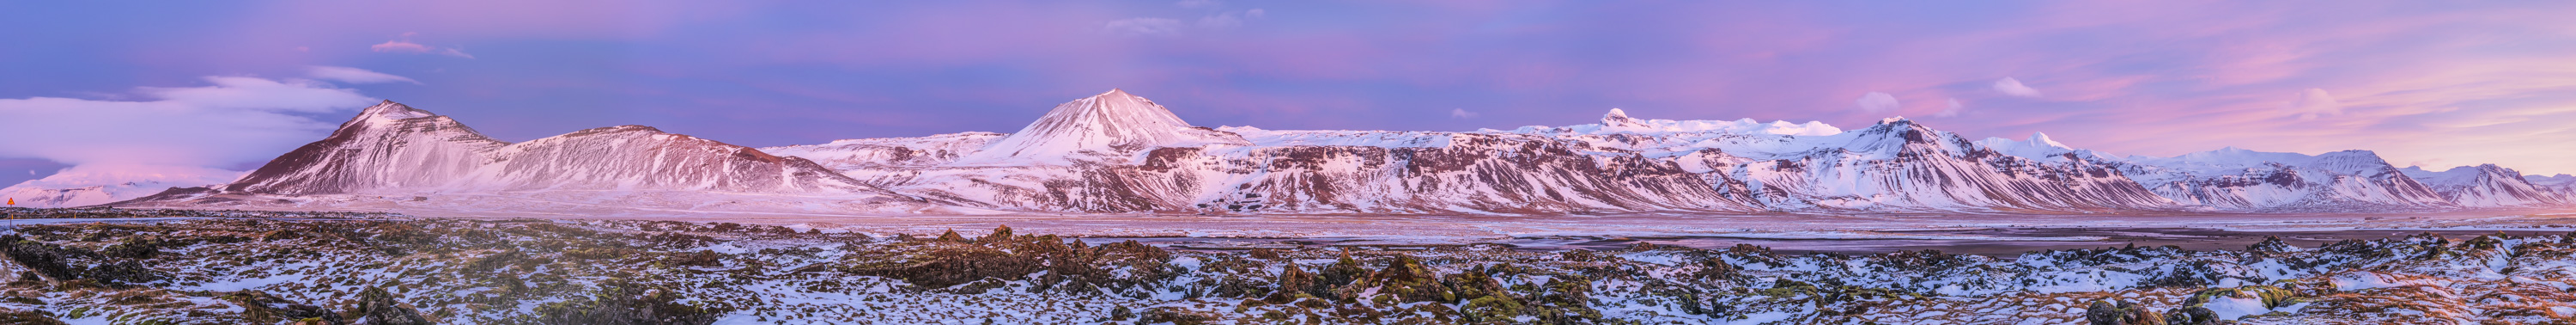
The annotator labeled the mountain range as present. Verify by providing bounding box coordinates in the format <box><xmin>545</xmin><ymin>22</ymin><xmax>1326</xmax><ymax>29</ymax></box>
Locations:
<box><xmin>37</xmin><ymin>89</ymin><xmax>2575</xmax><ymax>215</ymax></box>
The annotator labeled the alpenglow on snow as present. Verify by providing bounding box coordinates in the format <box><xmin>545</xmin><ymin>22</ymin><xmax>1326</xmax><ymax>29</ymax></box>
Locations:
<box><xmin>100</xmin><ymin>90</ymin><xmax>2576</xmax><ymax>215</ymax></box>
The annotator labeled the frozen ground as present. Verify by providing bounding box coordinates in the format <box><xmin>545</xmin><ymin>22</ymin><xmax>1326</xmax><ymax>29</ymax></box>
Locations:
<box><xmin>15</xmin><ymin>205</ymin><xmax>2573</xmax><ymax>255</ymax></box>
<box><xmin>64</xmin><ymin>204</ymin><xmax>2576</xmax><ymax>254</ymax></box>
<box><xmin>2</xmin><ymin>215</ymin><xmax>2573</xmax><ymax>324</ymax></box>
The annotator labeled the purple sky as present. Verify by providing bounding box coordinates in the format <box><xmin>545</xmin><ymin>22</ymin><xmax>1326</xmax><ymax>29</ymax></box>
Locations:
<box><xmin>5</xmin><ymin>1</ymin><xmax>2576</xmax><ymax>187</ymax></box>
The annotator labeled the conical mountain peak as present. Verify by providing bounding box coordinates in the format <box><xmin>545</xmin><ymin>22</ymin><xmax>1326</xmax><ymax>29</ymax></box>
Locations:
<box><xmin>355</xmin><ymin>100</ymin><xmax>435</xmax><ymax>120</ymax></box>
<box><xmin>1035</xmin><ymin>89</ymin><xmax>1194</xmax><ymax>135</ymax></box>
<box><xmin>952</xmin><ymin>89</ymin><xmax>1247</xmax><ymax>165</ymax></box>
<box><xmin>322</xmin><ymin>100</ymin><xmax>484</xmax><ymax>143</ymax></box>
<box><xmin>1097</xmin><ymin>88</ymin><xmax>1134</xmax><ymax>98</ymax></box>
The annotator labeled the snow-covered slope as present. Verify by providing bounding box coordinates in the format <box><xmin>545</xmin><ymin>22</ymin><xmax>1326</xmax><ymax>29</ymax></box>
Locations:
<box><xmin>0</xmin><ymin>164</ymin><xmax>242</xmax><ymax>207</ymax></box>
<box><xmin>787</xmin><ymin>95</ymin><xmax>1752</xmax><ymax>213</ymax></box>
<box><xmin>786</xmin><ymin>103</ymin><xmax>2178</xmax><ymax>214</ymax></box>
<box><xmin>1536</xmin><ymin>108</ymin><xmax>1844</xmax><ymax>138</ymax></box>
<box><xmin>121</xmin><ymin>92</ymin><xmax>2575</xmax><ymax>215</ymax></box>
<box><xmin>121</xmin><ymin>101</ymin><xmax>937</xmax><ymax>214</ymax></box>
<box><xmin>1146</xmin><ymin>131</ymin><xmax>1758</xmax><ymax>214</ymax></box>
<box><xmin>2400</xmin><ymin>165</ymin><xmax>2568</xmax><ymax>207</ymax></box>
<box><xmin>1511</xmin><ymin>115</ymin><xmax>2178</xmax><ymax>212</ymax></box>
<box><xmin>1972</xmin><ymin>132</ymin><xmax>2079</xmax><ymax>161</ymax></box>
<box><xmin>817</xmin><ymin>132</ymin><xmax>1762</xmax><ymax>214</ymax></box>
<box><xmin>949</xmin><ymin>89</ymin><xmax>1249</xmax><ymax>166</ymax></box>
<box><xmin>224</xmin><ymin>101</ymin><xmax>507</xmax><ymax>194</ymax></box>
<box><xmin>696</xmin><ymin>92</ymin><xmax>2576</xmax><ymax>214</ymax></box>
<box><xmin>2090</xmin><ymin>148</ymin><xmax>2455</xmax><ymax>212</ymax></box>
<box><xmin>465</xmin><ymin>125</ymin><xmax>884</xmax><ymax>193</ymax></box>
<box><xmin>762</xmin><ymin>132</ymin><xmax>1003</xmax><ymax>169</ymax></box>
<box><xmin>2530</xmin><ymin>174</ymin><xmax>2576</xmax><ymax>201</ymax></box>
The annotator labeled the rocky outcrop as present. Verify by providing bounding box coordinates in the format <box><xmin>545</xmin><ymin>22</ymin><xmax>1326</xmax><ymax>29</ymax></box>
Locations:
<box><xmin>348</xmin><ymin>286</ymin><xmax>433</xmax><ymax>325</ymax></box>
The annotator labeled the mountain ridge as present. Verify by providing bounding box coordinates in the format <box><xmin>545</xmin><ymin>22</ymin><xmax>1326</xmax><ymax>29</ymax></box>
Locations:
<box><xmin>109</xmin><ymin>101</ymin><xmax>950</xmax><ymax>215</ymax></box>
<box><xmin>89</xmin><ymin>90</ymin><xmax>2576</xmax><ymax>215</ymax></box>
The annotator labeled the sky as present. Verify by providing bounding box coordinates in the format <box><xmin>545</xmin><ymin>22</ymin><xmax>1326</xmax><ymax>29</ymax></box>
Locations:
<box><xmin>4</xmin><ymin>1</ymin><xmax>2576</xmax><ymax>187</ymax></box>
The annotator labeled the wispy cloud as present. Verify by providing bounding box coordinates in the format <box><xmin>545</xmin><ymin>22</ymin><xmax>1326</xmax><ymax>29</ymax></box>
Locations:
<box><xmin>1198</xmin><ymin>13</ymin><xmax>1244</xmax><ymax>28</ymax></box>
<box><xmin>1992</xmin><ymin>77</ymin><xmax>2042</xmax><ymax>97</ymax></box>
<box><xmin>1199</xmin><ymin>9</ymin><xmax>1265</xmax><ymax>28</ymax></box>
<box><xmin>1935</xmin><ymin>99</ymin><xmax>1964</xmax><ymax>117</ymax></box>
<box><xmin>1855</xmin><ymin>92</ymin><xmax>1899</xmax><ymax>113</ymax></box>
<box><xmin>306</xmin><ymin>66</ymin><xmax>419</xmax><ymax>84</ymax></box>
<box><xmin>0</xmin><ymin>77</ymin><xmax>377</xmax><ymax>168</ymax></box>
<box><xmin>369</xmin><ymin>40</ymin><xmax>431</xmax><ymax>52</ymax></box>
<box><xmin>369</xmin><ymin>33</ymin><xmax>475</xmax><ymax>58</ymax></box>
<box><xmin>2287</xmin><ymin>88</ymin><xmax>2342</xmax><ymax>120</ymax></box>
<box><xmin>1104</xmin><ymin>18</ymin><xmax>1187</xmax><ymax>37</ymax></box>
<box><xmin>1110</xmin><ymin>9</ymin><xmax>1266</xmax><ymax>36</ymax></box>
<box><xmin>1449</xmin><ymin>108</ymin><xmax>1478</xmax><ymax>119</ymax></box>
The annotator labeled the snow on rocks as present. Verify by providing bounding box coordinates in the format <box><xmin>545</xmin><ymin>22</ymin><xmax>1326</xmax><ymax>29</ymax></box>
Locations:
<box><xmin>0</xmin><ymin>213</ymin><xmax>2569</xmax><ymax>323</ymax></box>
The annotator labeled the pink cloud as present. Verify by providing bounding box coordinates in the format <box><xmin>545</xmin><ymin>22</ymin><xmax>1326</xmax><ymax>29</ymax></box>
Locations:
<box><xmin>0</xmin><ymin>77</ymin><xmax>376</xmax><ymax>167</ymax></box>
<box><xmin>1992</xmin><ymin>78</ymin><xmax>2042</xmax><ymax>97</ymax></box>
<box><xmin>369</xmin><ymin>40</ymin><xmax>432</xmax><ymax>52</ymax></box>
<box><xmin>1855</xmin><ymin>92</ymin><xmax>1899</xmax><ymax>113</ymax></box>
<box><xmin>306</xmin><ymin>66</ymin><xmax>420</xmax><ymax>84</ymax></box>
<box><xmin>245</xmin><ymin>1</ymin><xmax>759</xmax><ymax>40</ymax></box>
<box><xmin>2287</xmin><ymin>88</ymin><xmax>2342</xmax><ymax>120</ymax></box>
<box><xmin>1934</xmin><ymin>99</ymin><xmax>1963</xmax><ymax>118</ymax></box>
<box><xmin>369</xmin><ymin>37</ymin><xmax>475</xmax><ymax>58</ymax></box>
<box><xmin>89</xmin><ymin>1</ymin><xmax>2576</xmax><ymax>175</ymax></box>
<box><xmin>1104</xmin><ymin>18</ymin><xmax>1186</xmax><ymax>36</ymax></box>
<box><xmin>1449</xmin><ymin>108</ymin><xmax>1478</xmax><ymax>119</ymax></box>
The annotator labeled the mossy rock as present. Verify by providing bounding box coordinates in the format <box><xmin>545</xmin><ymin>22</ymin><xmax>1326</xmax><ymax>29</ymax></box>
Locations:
<box><xmin>2082</xmin><ymin>299</ymin><xmax>2167</xmax><ymax>325</ymax></box>
<box><xmin>0</xmin><ymin>309</ymin><xmax>65</xmax><ymax>325</ymax></box>
<box><xmin>1137</xmin><ymin>307</ymin><xmax>1218</xmax><ymax>325</ymax></box>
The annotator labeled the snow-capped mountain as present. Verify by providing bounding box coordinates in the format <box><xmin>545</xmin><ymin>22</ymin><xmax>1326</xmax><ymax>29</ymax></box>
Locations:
<box><xmin>771</xmin><ymin>94</ymin><xmax>1752</xmax><ymax>214</ymax></box>
<box><xmin>762</xmin><ymin>132</ymin><xmax>1005</xmax><ymax>170</ymax></box>
<box><xmin>223</xmin><ymin>101</ymin><xmax>507</xmax><ymax>195</ymax></box>
<box><xmin>772</xmin><ymin>94</ymin><xmax>2181</xmax><ymax>214</ymax></box>
<box><xmin>2401</xmin><ymin>164</ymin><xmax>2568</xmax><ymax>207</ymax></box>
<box><xmin>116</xmin><ymin>101</ymin><xmax>939</xmax><ymax>215</ymax></box>
<box><xmin>2083</xmin><ymin>148</ymin><xmax>2456</xmax><ymax>212</ymax></box>
<box><xmin>222</xmin><ymin>101</ymin><xmax>891</xmax><ymax>195</ymax></box>
<box><xmin>949</xmin><ymin>89</ymin><xmax>1249</xmax><ymax>166</ymax></box>
<box><xmin>1507</xmin><ymin>114</ymin><xmax>2178</xmax><ymax>212</ymax></box>
<box><xmin>117</xmin><ymin>91</ymin><xmax>2575</xmax><ymax>215</ymax></box>
<box><xmin>2529</xmin><ymin>174</ymin><xmax>2576</xmax><ymax>202</ymax></box>
<box><xmin>0</xmin><ymin>164</ymin><xmax>242</xmax><ymax>208</ymax></box>
<box><xmin>1971</xmin><ymin>132</ymin><xmax>2083</xmax><ymax>161</ymax></box>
